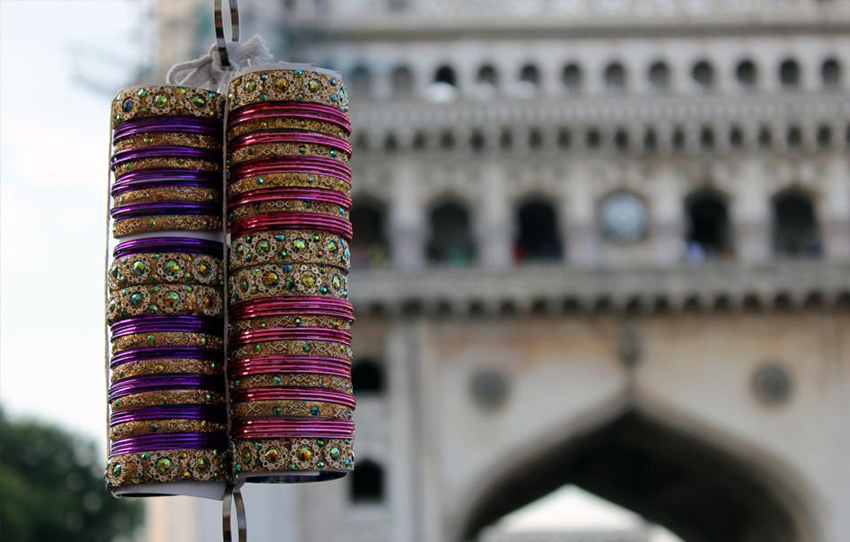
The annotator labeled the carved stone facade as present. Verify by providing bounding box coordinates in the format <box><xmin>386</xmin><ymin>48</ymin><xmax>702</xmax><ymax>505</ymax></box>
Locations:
<box><xmin>152</xmin><ymin>2</ymin><xmax>850</xmax><ymax>541</ymax></box>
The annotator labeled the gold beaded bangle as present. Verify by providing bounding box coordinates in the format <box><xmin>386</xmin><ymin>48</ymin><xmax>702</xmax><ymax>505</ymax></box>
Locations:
<box><xmin>110</xmin><ymin>389</ymin><xmax>225</xmax><ymax>411</ymax></box>
<box><xmin>229</xmin><ymin>231</ymin><xmax>350</xmax><ymax>272</ymax></box>
<box><xmin>229</xmin><ymin>199</ymin><xmax>348</xmax><ymax>222</ymax></box>
<box><xmin>229</xmin><ymin>173</ymin><xmax>349</xmax><ymax>197</ymax></box>
<box><xmin>109</xmin><ymin>420</ymin><xmax>227</xmax><ymax>439</ymax></box>
<box><xmin>229</xmin><ymin>142</ymin><xmax>349</xmax><ymax>166</ymax></box>
<box><xmin>227</xmin><ymin>118</ymin><xmax>348</xmax><ymax>140</ymax></box>
<box><xmin>113</xmin><ymin>215</ymin><xmax>222</xmax><ymax>237</ymax></box>
<box><xmin>228</xmin><ymin>263</ymin><xmax>348</xmax><ymax>304</ymax></box>
<box><xmin>107</xmin><ymin>284</ymin><xmax>224</xmax><ymax>323</ymax></box>
<box><xmin>105</xmin><ymin>448</ymin><xmax>226</xmax><ymax>491</ymax></box>
<box><xmin>111</xmin><ymin>332</ymin><xmax>223</xmax><ymax>354</ymax></box>
<box><xmin>112</xmin><ymin>86</ymin><xmax>224</xmax><ymax>126</ymax></box>
<box><xmin>113</xmin><ymin>157</ymin><xmax>220</xmax><ymax>178</ymax></box>
<box><xmin>109</xmin><ymin>252</ymin><xmax>223</xmax><ymax>289</ymax></box>
<box><xmin>231</xmin><ymin>400</ymin><xmax>353</xmax><ymax>421</ymax></box>
<box><xmin>230</xmin><ymin>314</ymin><xmax>351</xmax><ymax>333</ymax></box>
<box><xmin>228</xmin><ymin>70</ymin><xmax>349</xmax><ymax>113</ymax></box>
<box><xmin>231</xmin><ymin>438</ymin><xmax>354</xmax><ymax>476</ymax></box>
<box><xmin>231</xmin><ymin>339</ymin><xmax>352</xmax><ymax>361</ymax></box>
<box><xmin>111</xmin><ymin>359</ymin><xmax>222</xmax><ymax>383</ymax></box>
<box><xmin>113</xmin><ymin>132</ymin><xmax>221</xmax><ymax>151</ymax></box>
<box><xmin>231</xmin><ymin>373</ymin><xmax>352</xmax><ymax>393</ymax></box>
<box><xmin>113</xmin><ymin>187</ymin><xmax>221</xmax><ymax>206</ymax></box>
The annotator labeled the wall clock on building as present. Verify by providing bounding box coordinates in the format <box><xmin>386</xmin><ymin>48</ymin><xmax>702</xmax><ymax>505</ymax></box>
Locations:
<box><xmin>599</xmin><ymin>191</ymin><xmax>649</xmax><ymax>243</ymax></box>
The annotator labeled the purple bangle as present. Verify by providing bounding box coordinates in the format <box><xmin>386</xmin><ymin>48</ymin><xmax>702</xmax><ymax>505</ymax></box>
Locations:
<box><xmin>111</xmin><ymin>178</ymin><xmax>220</xmax><ymax>197</ymax></box>
<box><xmin>110</xmin><ymin>405</ymin><xmax>226</xmax><ymax>426</ymax></box>
<box><xmin>108</xmin><ymin>375</ymin><xmax>223</xmax><ymax>401</ymax></box>
<box><xmin>110</xmin><ymin>347</ymin><xmax>223</xmax><ymax>368</ymax></box>
<box><xmin>109</xmin><ymin>433</ymin><xmax>227</xmax><ymax>455</ymax></box>
<box><xmin>112</xmin><ymin>146</ymin><xmax>220</xmax><ymax>166</ymax></box>
<box><xmin>110</xmin><ymin>316</ymin><xmax>223</xmax><ymax>338</ymax></box>
<box><xmin>113</xmin><ymin>116</ymin><xmax>221</xmax><ymax>139</ymax></box>
<box><xmin>112</xmin><ymin>169</ymin><xmax>222</xmax><ymax>185</ymax></box>
<box><xmin>110</xmin><ymin>201</ymin><xmax>220</xmax><ymax>220</ymax></box>
<box><xmin>113</xmin><ymin>237</ymin><xmax>223</xmax><ymax>258</ymax></box>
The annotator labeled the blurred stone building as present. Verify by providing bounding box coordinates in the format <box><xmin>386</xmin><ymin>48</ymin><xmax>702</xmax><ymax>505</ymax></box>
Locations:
<box><xmin>151</xmin><ymin>1</ymin><xmax>850</xmax><ymax>541</ymax></box>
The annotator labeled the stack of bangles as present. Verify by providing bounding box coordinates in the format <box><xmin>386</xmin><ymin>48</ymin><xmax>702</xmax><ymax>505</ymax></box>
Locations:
<box><xmin>104</xmin><ymin>86</ymin><xmax>229</xmax><ymax>498</ymax></box>
<box><xmin>226</xmin><ymin>66</ymin><xmax>356</xmax><ymax>482</ymax></box>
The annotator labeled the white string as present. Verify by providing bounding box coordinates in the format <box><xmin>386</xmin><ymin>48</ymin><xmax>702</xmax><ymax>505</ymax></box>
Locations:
<box><xmin>166</xmin><ymin>34</ymin><xmax>273</xmax><ymax>90</ymax></box>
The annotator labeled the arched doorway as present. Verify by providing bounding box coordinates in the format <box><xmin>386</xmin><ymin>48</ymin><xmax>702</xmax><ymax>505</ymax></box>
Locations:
<box><xmin>684</xmin><ymin>188</ymin><xmax>733</xmax><ymax>262</ymax></box>
<box><xmin>461</xmin><ymin>412</ymin><xmax>814</xmax><ymax>542</ymax></box>
<box><xmin>515</xmin><ymin>199</ymin><xmax>562</xmax><ymax>262</ymax></box>
<box><xmin>427</xmin><ymin>200</ymin><xmax>476</xmax><ymax>265</ymax></box>
<box><xmin>772</xmin><ymin>189</ymin><xmax>822</xmax><ymax>258</ymax></box>
<box><xmin>350</xmin><ymin>199</ymin><xmax>390</xmax><ymax>268</ymax></box>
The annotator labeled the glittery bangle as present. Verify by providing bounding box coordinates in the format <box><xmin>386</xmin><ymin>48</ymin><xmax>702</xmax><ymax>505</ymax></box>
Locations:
<box><xmin>113</xmin><ymin>186</ymin><xmax>220</xmax><ymax>206</ymax></box>
<box><xmin>110</xmin><ymin>419</ymin><xmax>227</xmax><ymax>439</ymax></box>
<box><xmin>227</xmin><ymin>117</ymin><xmax>348</xmax><ymax>140</ymax></box>
<box><xmin>113</xmin><ymin>215</ymin><xmax>223</xmax><ymax>237</ymax></box>
<box><xmin>112</xmin><ymin>146</ymin><xmax>220</xmax><ymax>166</ymax></box>
<box><xmin>110</xmin><ymin>346</ymin><xmax>223</xmax><ymax>369</ymax></box>
<box><xmin>229</xmin><ymin>173</ymin><xmax>350</xmax><ymax>197</ymax></box>
<box><xmin>230</xmin><ymin>297</ymin><xmax>354</xmax><ymax>321</ymax></box>
<box><xmin>113</xmin><ymin>157</ymin><xmax>220</xmax><ymax>179</ymax></box>
<box><xmin>230</xmin><ymin>188</ymin><xmax>351</xmax><ymax>211</ymax></box>
<box><xmin>113</xmin><ymin>116</ymin><xmax>220</xmax><ymax>139</ymax></box>
<box><xmin>229</xmin><ymin>199</ymin><xmax>349</xmax><ymax>224</ymax></box>
<box><xmin>111</xmin><ymin>201</ymin><xmax>222</xmax><ymax>220</ymax></box>
<box><xmin>229</xmin><ymin>230</ymin><xmax>350</xmax><ymax>272</ymax></box>
<box><xmin>229</xmin><ymin>142</ymin><xmax>349</xmax><ymax>165</ymax></box>
<box><xmin>230</xmin><ymin>314</ymin><xmax>351</xmax><ymax>333</ymax></box>
<box><xmin>113</xmin><ymin>132</ymin><xmax>221</xmax><ymax>151</ymax></box>
<box><xmin>108</xmin><ymin>375</ymin><xmax>223</xmax><ymax>401</ymax></box>
<box><xmin>229</xmin><ymin>327</ymin><xmax>351</xmax><ymax>348</ymax></box>
<box><xmin>107</xmin><ymin>284</ymin><xmax>224</xmax><ymax>324</ymax></box>
<box><xmin>112</xmin><ymin>179</ymin><xmax>220</xmax><ymax>198</ymax></box>
<box><xmin>231</xmin><ymin>437</ymin><xmax>354</xmax><ymax>480</ymax></box>
<box><xmin>230</xmin><ymin>156</ymin><xmax>351</xmax><ymax>184</ymax></box>
<box><xmin>230</xmin><ymin>339</ymin><xmax>352</xmax><ymax>362</ymax></box>
<box><xmin>230</xmin><ymin>356</ymin><xmax>352</xmax><ymax>379</ymax></box>
<box><xmin>111</xmin><ymin>332</ymin><xmax>222</xmax><ymax>354</ymax></box>
<box><xmin>105</xmin><ymin>448</ymin><xmax>226</xmax><ymax>491</ymax></box>
<box><xmin>113</xmin><ymin>169</ymin><xmax>221</xmax><ymax>187</ymax></box>
<box><xmin>111</xmin><ymin>358</ymin><xmax>222</xmax><ymax>382</ymax></box>
<box><xmin>113</xmin><ymin>238</ymin><xmax>223</xmax><ymax>259</ymax></box>
<box><xmin>227</xmin><ymin>70</ymin><xmax>349</xmax><ymax>113</ymax></box>
<box><xmin>231</xmin><ymin>400</ymin><xmax>353</xmax><ymax>421</ymax></box>
<box><xmin>110</xmin><ymin>389</ymin><xmax>225</xmax><ymax>411</ymax></box>
<box><xmin>112</xmin><ymin>86</ymin><xmax>224</xmax><ymax>125</ymax></box>
<box><xmin>231</xmin><ymin>419</ymin><xmax>354</xmax><ymax>440</ymax></box>
<box><xmin>109</xmin><ymin>252</ymin><xmax>223</xmax><ymax>289</ymax></box>
<box><xmin>228</xmin><ymin>263</ymin><xmax>348</xmax><ymax>304</ymax></box>
<box><xmin>230</xmin><ymin>373</ymin><xmax>351</xmax><ymax>392</ymax></box>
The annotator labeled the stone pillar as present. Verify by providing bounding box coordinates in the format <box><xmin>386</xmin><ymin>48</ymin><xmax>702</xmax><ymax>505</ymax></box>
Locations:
<box><xmin>564</xmin><ymin>162</ymin><xmax>598</xmax><ymax>267</ymax></box>
<box><xmin>390</xmin><ymin>161</ymin><xmax>426</xmax><ymax>270</ymax></box>
<box><xmin>476</xmin><ymin>161</ymin><xmax>513</xmax><ymax>268</ymax></box>
<box><xmin>651</xmin><ymin>164</ymin><xmax>685</xmax><ymax>265</ymax></box>
<box><xmin>821</xmin><ymin>157</ymin><xmax>850</xmax><ymax>261</ymax></box>
<box><xmin>735</xmin><ymin>159</ymin><xmax>772</xmax><ymax>262</ymax></box>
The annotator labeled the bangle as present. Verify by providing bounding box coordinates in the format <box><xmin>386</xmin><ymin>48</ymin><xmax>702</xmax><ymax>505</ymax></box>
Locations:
<box><xmin>229</xmin><ymin>327</ymin><xmax>351</xmax><ymax>347</ymax></box>
<box><xmin>110</xmin><ymin>346</ymin><xmax>223</xmax><ymax>369</ymax></box>
<box><xmin>230</xmin><ymin>356</ymin><xmax>352</xmax><ymax>379</ymax></box>
<box><xmin>231</xmin><ymin>297</ymin><xmax>354</xmax><ymax>321</ymax></box>
<box><xmin>112</xmin><ymin>86</ymin><xmax>224</xmax><ymax>126</ymax></box>
<box><xmin>230</xmin><ymin>173</ymin><xmax>349</xmax><ymax>197</ymax></box>
<box><xmin>113</xmin><ymin>132</ymin><xmax>221</xmax><ymax>151</ymax></box>
<box><xmin>229</xmin><ymin>142</ymin><xmax>349</xmax><ymax>165</ymax></box>
<box><xmin>111</xmin><ymin>332</ymin><xmax>222</xmax><ymax>354</ymax></box>
<box><xmin>228</xmin><ymin>263</ymin><xmax>348</xmax><ymax>304</ymax></box>
<box><xmin>108</xmin><ymin>375</ymin><xmax>223</xmax><ymax>401</ymax></box>
<box><xmin>230</xmin><ymin>339</ymin><xmax>351</xmax><ymax>362</ymax></box>
<box><xmin>113</xmin><ymin>215</ymin><xmax>222</xmax><ymax>237</ymax></box>
<box><xmin>107</xmin><ymin>284</ymin><xmax>224</xmax><ymax>323</ymax></box>
<box><xmin>105</xmin><ymin>448</ymin><xmax>226</xmax><ymax>491</ymax></box>
<box><xmin>228</xmin><ymin>70</ymin><xmax>349</xmax><ymax>113</ymax></box>
<box><xmin>230</xmin><ymin>373</ymin><xmax>351</xmax><ymax>393</ymax></box>
<box><xmin>227</xmin><ymin>101</ymin><xmax>350</xmax><ymax>132</ymax></box>
<box><xmin>109</xmin><ymin>252</ymin><xmax>223</xmax><ymax>289</ymax></box>
<box><xmin>113</xmin><ymin>237</ymin><xmax>223</xmax><ymax>259</ymax></box>
<box><xmin>229</xmin><ymin>198</ymin><xmax>348</xmax><ymax>223</ymax></box>
<box><xmin>112</xmin><ymin>358</ymin><xmax>222</xmax><ymax>382</ymax></box>
<box><xmin>113</xmin><ymin>187</ymin><xmax>220</xmax><ymax>206</ymax></box>
<box><xmin>113</xmin><ymin>157</ymin><xmax>220</xmax><ymax>178</ymax></box>
<box><xmin>110</xmin><ymin>419</ymin><xmax>227</xmax><ymax>439</ymax></box>
<box><xmin>231</xmin><ymin>419</ymin><xmax>353</xmax><ymax>440</ymax></box>
<box><xmin>231</xmin><ymin>437</ymin><xmax>353</xmax><ymax>478</ymax></box>
<box><xmin>110</xmin><ymin>389</ymin><xmax>226</xmax><ymax>411</ymax></box>
<box><xmin>230</xmin><ymin>314</ymin><xmax>351</xmax><ymax>333</ymax></box>
<box><xmin>113</xmin><ymin>116</ymin><xmax>220</xmax><ymax>139</ymax></box>
<box><xmin>110</xmin><ymin>434</ymin><xmax>227</xmax><ymax>456</ymax></box>
<box><xmin>230</xmin><ymin>231</ymin><xmax>349</xmax><ymax>271</ymax></box>
<box><xmin>227</xmin><ymin>117</ymin><xmax>348</xmax><ymax>140</ymax></box>
<box><xmin>230</xmin><ymin>156</ymin><xmax>350</xmax><ymax>184</ymax></box>
<box><xmin>231</xmin><ymin>400</ymin><xmax>353</xmax><ymax>421</ymax></box>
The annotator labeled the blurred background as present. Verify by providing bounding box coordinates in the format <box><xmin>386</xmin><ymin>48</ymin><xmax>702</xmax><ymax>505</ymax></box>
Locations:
<box><xmin>2</xmin><ymin>1</ymin><xmax>850</xmax><ymax>541</ymax></box>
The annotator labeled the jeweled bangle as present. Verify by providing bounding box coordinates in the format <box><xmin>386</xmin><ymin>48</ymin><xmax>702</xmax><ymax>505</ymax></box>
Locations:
<box><xmin>230</xmin><ymin>297</ymin><xmax>354</xmax><ymax>321</ymax></box>
<box><xmin>231</xmin><ymin>437</ymin><xmax>353</xmax><ymax>480</ymax></box>
<box><xmin>110</xmin><ymin>419</ymin><xmax>227</xmax><ymax>439</ymax></box>
<box><xmin>105</xmin><ymin>448</ymin><xmax>227</xmax><ymax>491</ymax></box>
<box><xmin>107</xmin><ymin>284</ymin><xmax>223</xmax><ymax>323</ymax></box>
<box><xmin>229</xmin><ymin>327</ymin><xmax>351</xmax><ymax>348</ymax></box>
<box><xmin>227</xmin><ymin>117</ymin><xmax>348</xmax><ymax>140</ymax></box>
<box><xmin>109</xmin><ymin>252</ymin><xmax>223</xmax><ymax>289</ymax></box>
<box><xmin>231</xmin><ymin>400</ymin><xmax>353</xmax><ymax>421</ymax></box>
<box><xmin>113</xmin><ymin>237</ymin><xmax>223</xmax><ymax>259</ymax></box>
<box><xmin>110</xmin><ymin>346</ymin><xmax>223</xmax><ymax>369</ymax></box>
<box><xmin>228</xmin><ymin>198</ymin><xmax>349</xmax><ymax>223</ymax></box>
<box><xmin>229</xmin><ymin>173</ymin><xmax>349</xmax><ymax>197</ymax></box>
<box><xmin>112</xmin><ymin>358</ymin><xmax>222</xmax><ymax>382</ymax></box>
<box><xmin>230</xmin><ymin>338</ymin><xmax>352</xmax><ymax>362</ymax></box>
<box><xmin>229</xmin><ymin>230</ymin><xmax>349</xmax><ymax>272</ymax></box>
<box><xmin>113</xmin><ymin>157</ymin><xmax>220</xmax><ymax>179</ymax></box>
<box><xmin>230</xmin><ymin>156</ymin><xmax>351</xmax><ymax>184</ymax></box>
<box><xmin>110</xmin><ymin>389</ymin><xmax>225</xmax><ymax>411</ymax></box>
<box><xmin>111</xmin><ymin>332</ymin><xmax>222</xmax><ymax>354</ymax></box>
<box><xmin>113</xmin><ymin>132</ymin><xmax>221</xmax><ymax>151</ymax></box>
<box><xmin>228</xmin><ymin>70</ymin><xmax>349</xmax><ymax>113</ymax></box>
<box><xmin>231</xmin><ymin>373</ymin><xmax>351</xmax><ymax>392</ymax></box>
<box><xmin>113</xmin><ymin>215</ymin><xmax>223</xmax><ymax>237</ymax></box>
<box><xmin>113</xmin><ymin>186</ymin><xmax>220</xmax><ymax>206</ymax></box>
<box><xmin>230</xmin><ymin>314</ymin><xmax>351</xmax><ymax>333</ymax></box>
<box><xmin>229</xmin><ymin>142</ymin><xmax>349</xmax><ymax>165</ymax></box>
<box><xmin>112</xmin><ymin>145</ymin><xmax>220</xmax><ymax>167</ymax></box>
<box><xmin>108</xmin><ymin>374</ymin><xmax>223</xmax><ymax>402</ymax></box>
<box><xmin>112</xmin><ymin>86</ymin><xmax>224</xmax><ymax>125</ymax></box>
<box><xmin>228</xmin><ymin>263</ymin><xmax>348</xmax><ymax>304</ymax></box>
<box><xmin>112</xmin><ymin>179</ymin><xmax>221</xmax><ymax>198</ymax></box>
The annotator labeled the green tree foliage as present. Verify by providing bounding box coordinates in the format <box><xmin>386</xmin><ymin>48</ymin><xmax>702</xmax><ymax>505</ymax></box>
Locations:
<box><xmin>0</xmin><ymin>409</ymin><xmax>142</xmax><ymax>541</ymax></box>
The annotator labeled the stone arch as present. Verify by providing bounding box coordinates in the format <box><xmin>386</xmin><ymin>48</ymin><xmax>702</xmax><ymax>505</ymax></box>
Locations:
<box><xmin>513</xmin><ymin>196</ymin><xmax>563</xmax><ymax>263</ymax></box>
<box><xmin>456</xmin><ymin>400</ymin><xmax>820</xmax><ymax>542</ymax></box>
<box><xmin>684</xmin><ymin>185</ymin><xmax>734</xmax><ymax>260</ymax></box>
<box><xmin>349</xmin><ymin>195</ymin><xmax>390</xmax><ymax>268</ymax></box>
<box><xmin>772</xmin><ymin>187</ymin><xmax>823</xmax><ymax>258</ymax></box>
<box><xmin>426</xmin><ymin>197</ymin><xmax>476</xmax><ymax>265</ymax></box>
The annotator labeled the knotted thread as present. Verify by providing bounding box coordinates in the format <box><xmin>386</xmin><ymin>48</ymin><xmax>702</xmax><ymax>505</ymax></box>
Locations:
<box><xmin>166</xmin><ymin>34</ymin><xmax>273</xmax><ymax>90</ymax></box>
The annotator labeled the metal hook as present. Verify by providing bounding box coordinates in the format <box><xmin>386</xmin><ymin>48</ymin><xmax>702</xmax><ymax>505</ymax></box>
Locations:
<box><xmin>222</xmin><ymin>484</ymin><xmax>248</xmax><ymax>542</ymax></box>
<box><xmin>215</xmin><ymin>0</ymin><xmax>240</xmax><ymax>70</ymax></box>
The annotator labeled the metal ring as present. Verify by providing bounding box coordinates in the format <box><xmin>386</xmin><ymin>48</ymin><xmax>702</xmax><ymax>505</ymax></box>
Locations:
<box><xmin>222</xmin><ymin>484</ymin><xmax>248</xmax><ymax>542</ymax></box>
<box><xmin>214</xmin><ymin>0</ymin><xmax>240</xmax><ymax>69</ymax></box>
